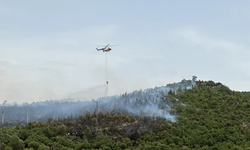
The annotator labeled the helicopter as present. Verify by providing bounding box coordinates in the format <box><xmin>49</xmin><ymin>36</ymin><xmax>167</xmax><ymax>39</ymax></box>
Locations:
<box><xmin>96</xmin><ymin>44</ymin><xmax>118</xmax><ymax>52</ymax></box>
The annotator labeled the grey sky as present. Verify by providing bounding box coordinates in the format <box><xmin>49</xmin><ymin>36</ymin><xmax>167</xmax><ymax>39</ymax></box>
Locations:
<box><xmin>1</xmin><ymin>1</ymin><xmax>250</xmax><ymax>103</ymax></box>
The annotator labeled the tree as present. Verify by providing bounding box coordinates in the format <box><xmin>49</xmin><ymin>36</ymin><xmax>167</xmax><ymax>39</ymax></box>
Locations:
<box><xmin>4</xmin><ymin>146</ymin><xmax>13</xmax><ymax>150</ymax></box>
<box><xmin>75</xmin><ymin>138</ymin><xmax>91</xmax><ymax>150</ymax></box>
<box><xmin>38</xmin><ymin>144</ymin><xmax>50</xmax><ymax>150</ymax></box>
<box><xmin>0</xmin><ymin>143</ymin><xmax>7</xmax><ymax>150</ymax></box>
<box><xmin>8</xmin><ymin>135</ymin><xmax>24</xmax><ymax>150</ymax></box>
<box><xmin>84</xmin><ymin>126</ymin><xmax>92</xmax><ymax>139</ymax></box>
<box><xmin>18</xmin><ymin>129</ymin><xmax>30</xmax><ymax>141</ymax></box>
<box><xmin>28</xmin><ymin>141</ymin><xmax>40</xmax><ymax>150</ymax></box>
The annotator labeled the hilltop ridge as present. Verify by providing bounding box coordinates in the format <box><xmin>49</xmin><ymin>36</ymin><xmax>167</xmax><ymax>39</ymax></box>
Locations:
<box><xmin>1</xmin><ymin>78</ymin><xmax>250</xmax><ymax>149</ymax></box>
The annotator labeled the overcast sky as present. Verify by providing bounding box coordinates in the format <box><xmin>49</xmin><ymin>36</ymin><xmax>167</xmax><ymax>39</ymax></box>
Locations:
<box><xmin>1</xmin><ymin>1</ymin><xmax>250</xmax><ymax>104</ymax></box>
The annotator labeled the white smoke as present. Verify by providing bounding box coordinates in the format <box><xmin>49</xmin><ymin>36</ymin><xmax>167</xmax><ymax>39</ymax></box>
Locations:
<box><xmin>94</xmin><ymin>77</ymin><xmax>196</xmax><ymax>122</ymax></box>
<box><xmin>1</xmin><ymin>77</ymin><xmax>197</xmax><ymax>123</ymax></box>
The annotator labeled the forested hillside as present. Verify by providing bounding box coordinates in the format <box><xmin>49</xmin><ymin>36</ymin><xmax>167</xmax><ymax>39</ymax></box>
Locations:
<box><xmin>1</xmin><ymin>80</ymin><xmax>250</xmax><ymax>150</ymax></box>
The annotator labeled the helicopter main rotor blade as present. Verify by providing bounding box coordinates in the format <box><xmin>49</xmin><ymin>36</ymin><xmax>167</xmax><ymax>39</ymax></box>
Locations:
<box><xmin>109</xmin><ymin>44</ymin><xmax>119</xmax><ymax>47</ymax></box>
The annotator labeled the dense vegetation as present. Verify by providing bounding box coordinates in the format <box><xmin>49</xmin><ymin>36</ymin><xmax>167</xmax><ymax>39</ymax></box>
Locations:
<box><xmin>1</xmin><ymin>80</ymin><xmax>250</xmax><ymax>149</ymax></box>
